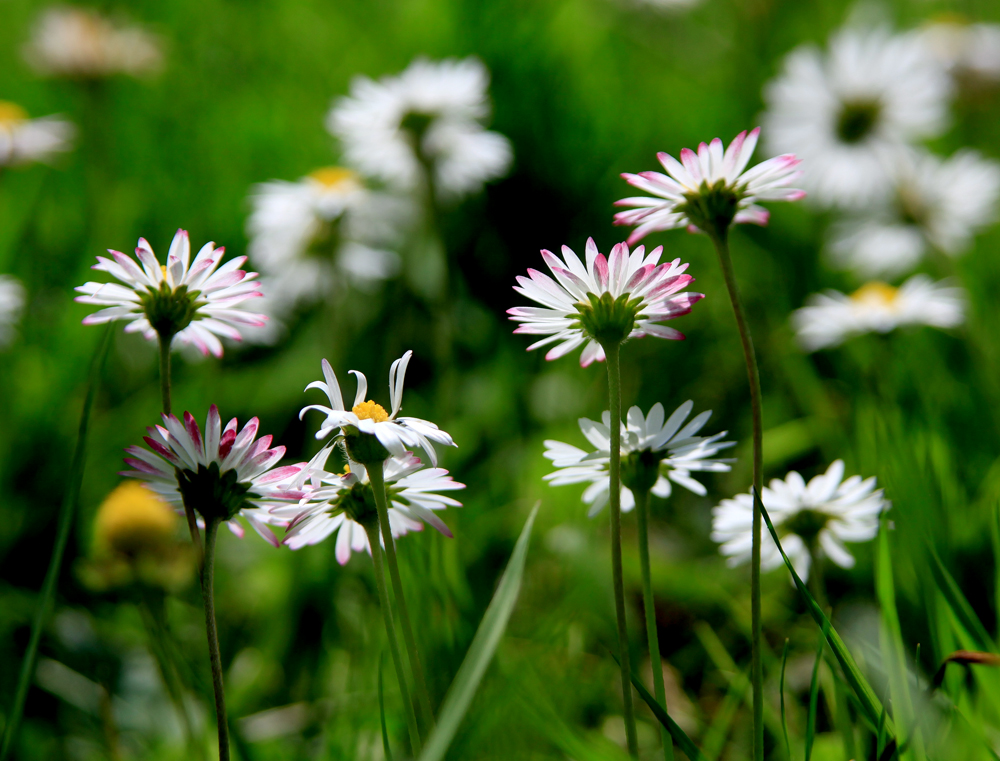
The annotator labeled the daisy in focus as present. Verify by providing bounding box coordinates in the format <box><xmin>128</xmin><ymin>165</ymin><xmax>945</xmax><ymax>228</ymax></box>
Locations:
<box><xmin>327</xmin><ymin>57</ymin><xmax>512</xmax><ymax>201</ymax></box>
<box><xmin>827</xmin><ymin>149</ymin><xmax>1000</xmax><ymax>277</ymax></box>
<box><xmin>762</xmin><ymin>28</ymin><xmax>951</xmax><ymax>209</ymax></box>
<box><xmin>712</xmin><ymin>460</ymin><xmax>888</xmax><ymax>581</ymax></box>
<box><xmin>122</xmin><ymin>406</ymin><xmax>308</xmax><ymax>546</ymax></box>
<box><xmin>544</xmin><ymin>401</ymin><xmax>735</xmax><ymax>517</ymax></box>
<box><xmin>75</xmin><ymin>228</ymin><xmax>266</xmax><ymax>357</ymax></box>
<box><xmin>275</xmin><ymin>447</ymin><xmax>464</xmax><ymax>563</ymax></box>
<box><xmin>615</xmin><ymin>128</ymin><xmax>805</xmax><ymax>243</ymax></box>
<box><xmin>24</xmin><ymin>6</ymin><xmax>162</xmax><ymax>78</ymax></box>
<box><xmin>300</xmin><ymin>350</ymin><xmax>455</xmax><ymax>466</ymax></box>
<box><xmin>508</xmin><ymin>239</ymin><xmax>703</xmax><ymax>367</ymax></box>
<box><xmin>0</xmin><ymin>275</ymin><xmax>26</xmax><ymax>349</ymax></box>
<box><xmin>0</xmin><ymin>102</ymin><xmax>75</xmax><ymax>166</ymax></box>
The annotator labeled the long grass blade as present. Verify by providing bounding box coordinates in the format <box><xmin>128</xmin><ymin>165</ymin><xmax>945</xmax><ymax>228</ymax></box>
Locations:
<box><xmin>805</xmin><ymin>633</ymin><xmax>824</xmax><ymax>761</ymax></box>
<box><xmin>780</xmin><ymin>639</ymin><xmax>791</xmax><ymax>761</ymax></box>
<box><xmin>927</xmin><ymin>544</ymin><xmax>994</xmax><ymax>652</ymax></box>
<box><xmin>417</xmin><ymin>504</ymin><xmax>538</xmax><ymax>761</ymax></box>
<box><xmin>379</xmin><ymin>652</ymin><xmax>394</xmax><ymax>761</ymax></box>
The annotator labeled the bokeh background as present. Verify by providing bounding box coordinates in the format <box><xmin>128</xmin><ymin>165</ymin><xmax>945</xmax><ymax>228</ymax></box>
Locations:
<box><xmin>3</xmin><ymin>0</ymin><xmax>1000</xmax><ymax>758</ymax></box>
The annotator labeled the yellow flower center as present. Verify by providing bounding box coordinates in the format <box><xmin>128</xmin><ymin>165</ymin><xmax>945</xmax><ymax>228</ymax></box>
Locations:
<box><xmin>0</xmin><ymin>101</ymin><xmax>28</xmax><ymax>127</ymax></box>
<box><xmin>850</xmin><ymin>281</ymin><xmax>899</xmax><ymax>307</ymax></box>
<box><xmin>94</xmin><ymin>482</ymin><xmax>177</xmax><ymax>556</ymax></box>
<box><xmin>353</xmin><ymin>400</ymin><xmax>389</xmax><ymax>423</ymax></box>
<box><xmin>308</xmin><ymin>166</ymin><xmax>360</xmax><ymax>190</ymax></box>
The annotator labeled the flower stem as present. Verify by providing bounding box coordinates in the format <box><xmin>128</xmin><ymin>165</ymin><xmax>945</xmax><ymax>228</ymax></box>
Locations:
<box><xmin>603</xmin><ymin>340</ymin><xmax>639</xmax><ymax>757</ymax></box>
<box><xmin>200</xmin><ymin>517</ymin><xmax>230</xmax><ymax>761</ymax></box>
<box><xmin>635</xmin><ymin>488</ymin><xmax>673</xmax><ymax>761</ymax></box>
<box><xmin>707</xmin><ymin>227</ymin><xmax>764</xmax><ymax>761</ymax></box>
<box><xmin>362</xmin><ymin>520</ymin><xmax>423</xmax><ymax>756</ymax></box>
<box><xmin>368</xmin><ymin>462</ymin><xmax>436</xmax><ymax>732</ymax></box>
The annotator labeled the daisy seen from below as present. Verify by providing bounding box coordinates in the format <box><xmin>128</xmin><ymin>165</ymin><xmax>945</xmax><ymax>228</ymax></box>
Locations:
<box><xmin>792</xmin><ymin>276</ymin><xmax>965</xmax><ymax>351</ymax></box>
<box><xmin>826</xmin><ymin>148</ymin><xmax>1000</xmax><ymax>277</ymax></box>
<box><xmin>507</xmin><ymin>238</ymin><xmax>703</xmax><ymax>367</ymax></box>
<box><xmin>0</xmin><ymin>275</ymin><xmax>26</xmax><ymax>349</ymax></box>
<box><xmin>24</xmin><ymin>6</ymin><xmax>162</xmax><ymax>78</ymax></box>
<box><xmin>0</xmin><ymin>101</ymin><xmax>75</xmax><ymax>166</ymax></box>
<box><xmin>544</xmin><ymin>401</ymin><xmax>735</xmax><ymax>517</ymax></box>
<box><xmin>614</xmin><ymin>128</ymin><xmax>805</xmax><ymax>243</ymax></box>
<box><xmin>762</xmin><ymin>27</ymin><xmax>951</xmax><ymax>209</ymax></box>
<box><xmin>712</xmin><ymin>460</ymin><xmax>888</xmax><ymax>582</ymax></box>
<box><xmin>327</xmin><ymin>57</ymin><xmax>512</xmax><ymax>201</ymax></box>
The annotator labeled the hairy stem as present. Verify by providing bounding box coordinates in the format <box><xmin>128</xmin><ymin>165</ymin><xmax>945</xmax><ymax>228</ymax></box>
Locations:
<box><xmin>635</xmin><ymin>488</ymin><xmax>673</xmax><ymax>761</ymax></box>
<box><xmin>200</xmin><ymin>517</ymin><xmax>230</xmax><ymax>761</ymax></box>
<box><xmin>368</xmin><ymin>463</ymin><xmax>436</xmax><ymax>732</ymax></box>
<box><xmin>603</xmin><ymin>340</ymin><xmax>639</xmax><ymax>757</ymax></box>
<box><xmin>708</xmin><ymin>227</ymin><xmax>764</xmax><ymax>761</ymax></box>
<box><xmin>362</xmin><ymin>520</ymin><xmax>423</xmax><ymax>756</ymax></box>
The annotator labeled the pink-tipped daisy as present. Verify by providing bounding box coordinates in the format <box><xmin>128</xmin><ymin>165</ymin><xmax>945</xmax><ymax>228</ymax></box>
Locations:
<box><xmin>615</xmin><ymin>128</ymin><xmax>805</xmax><ymax>244</ymax></box>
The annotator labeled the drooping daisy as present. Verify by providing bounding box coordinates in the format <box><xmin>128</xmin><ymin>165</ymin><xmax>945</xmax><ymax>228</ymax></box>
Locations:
<box><xmin>792</xmin><ymin>276</ymin><xmax>965</xmax><ymax>351</ymax></box>
<box><xmin>300</xmin><ymin>350</ymin><xmax>455</xmax><ymax>466</ymax></box>
<box><xmin>762</xmin><ymin>27</ymin><xmax>952</xmax><ymax>209</ymax></box>
<box><xmin>122</xmin><ymin>406</ymin><xmax>308</xmax><ymax>547</ymax></box>
<box><xmin>919</xmin><ymin>20</ymin><xmax>1000</xmax><ymax>83</ymax></box>
<box><xmin>712</xmin><ymin>460</ymin><xmax>888</xmax><ymax>581</ymax></box>
<box><xmin>24</xmin><ymin>6</ymin><xmax>162</xmax><ymax>78</ymax></box>
<box><xmin>327</xmin><ymin>57</ymin><xmax>512</xmax><ymax>200</ymax></box>
<box><xmin>0</xmin><ymin>275</ymin><xmax>26</xmax><ymax>349</ymax></box>
<box><xmin>274</xmin><ymin>447</ymin><xmax>464</xmax><ymax>563</ymax></box>
<box><xmin>827</xmin><ymin>149</ymin><xmax>1000</xmax><ymax>277</ymax></box>
<box><xmin>0</xmin><ymin>102</ymin><xmax>75</xmax><ymax>166</ymax></box>
<box><xmin>615</xmin><ymin>128</ymin><xmax>805</xmax><ymax>243</ymax></box>
<box><xmin>75</xmin><ymin>228</ymin><xmax>267</xmax><ymax>357</ymax></box>
<box><xmin>246</xmin><ymin>167</ymin><xmax>406</xmax><ymax>311</ymax></box>
<box><xmin>544</xmin><ymin>401</ymin><xmax>735</xmax><ymax>517</ymax></box>
<box><xmin>508</xmin><ymin>239</ymin><xmax>704</xmax><ymax>367</ymax></box>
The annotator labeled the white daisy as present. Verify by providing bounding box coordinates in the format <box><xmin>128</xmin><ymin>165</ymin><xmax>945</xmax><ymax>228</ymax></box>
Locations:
<box><xmin>762</xmin><ymin>27</ymin><xmax>952</xmax><ymax>209</ymax></box>
<box><xmin>0</xmin><ymin>275</ymin><xmax>26</xmax><ymax>349</ymax></box>
<box><xmin>711</xmin><ymin>460</ymin><xmax>888</xmax><ymax>581</ymax></box>
<box><xmin>122</xmin><ymin>405</ymin><xmax>308</xmax><ymax>547</ymax></box>
<box><xmin>919</xmin><ymin>21</ymin><xmax>1000</xmax><ymax>83</ymax></box>
<box><xmin>274</xmin><ymin>447</ymin><xmax>464</xmax><ymax>563</ymax></box>
<box><xmin>327</xmin><ymin>57</ymin><xmax>512</xmax><ymax>200</ymax></box>
<box><xmin>827</xmin><ymin>149</ymin><xmax>1000</xmax><ymax>277</ymax></box>
<box><xmin>615</xmin><ymin>128</ymin><xmax>805</xmax><ymax>243</ymax></box>
<box><xmin>246</xmin><ymin>167</ymin><xmax>405</xmax><ymax>311</ymax></box>
<box><xmin>300</xmin><ymin>350</ymin><xmax>455</xmax><ymax>466</ymax></box>
<box><xmin>544</xmin><ymin>401</ymin><xmax>735</xmax><ymax>517</ymax></box>
<box><xmin>24</xmin><ymin>6</ymin><xmax>162</xmax><ymax>78</ymax></box>
<box><xmin>75</xmin><ymin>228</ymin><xmax>267</xmax><ymax>357</ymax></box>
<box><xmin>507</xmin><ymin>239</ymin><xmax>704</xmax><ymax>367</ymax></box>
<box><xmin>792</xmin><ymin>277</ymin><xmax>965</xmax><ymax>352</ymax></box>
<box><xmin>0</xmin><ymin>101</ymin><xmax>75</xmax><ymax>167</ymax></box>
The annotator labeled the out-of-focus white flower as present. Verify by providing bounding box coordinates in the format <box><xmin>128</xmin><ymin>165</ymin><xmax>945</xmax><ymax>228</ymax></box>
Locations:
<box><xmin>792</xmin><ymin>277</ymin><xmax>965</xmax><ymax>351</ymax></box>
<box><xmin>615</xmin><ymin>128</ymin><xmax>805</xmax><ymax>242</ymax></box>
<box><xmin>919</xmin><ymin>20</ymin><xmax>1000</xmax><ymax>82</ymax></box>
<box><xmin>25</xmin><ymin>6</ymin><xmax>162</xmax><ymax>78</ymax></box>
<box><xmin>0</xmin><ymin>101</ymin><xmax>75</xmax><ymax>166</ymax></box>
<box><xmin>327</xmin><ymin>57</ymin><xmax>512</xmax><ymax>200</ymax></box>
<box><xmin>712</xmin><ymin>460</ymin><xmax>888</xmax><ymax>581</ymax></box>
<box><xmin>0</xmin><ymin>275</ymin><xmax>26</xmax><ymax>349</ymax></box>
<box><xmin>763</xmin><ymin>28</ymin><xmax>952</xmax><ymax>209</ymax></box>
<box><xmin>544</xmin><ymin>401</ymin><xmax>734</xmax><ymax>517</ymax></box>
<box><xmin>827</xmin><ymin>149</ymin><xmax>1000</xmax><ymax>277</ymax></box>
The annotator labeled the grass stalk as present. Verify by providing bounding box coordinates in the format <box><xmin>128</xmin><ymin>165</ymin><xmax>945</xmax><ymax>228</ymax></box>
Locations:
<box><xmin>200</xmin><ymin>517</ymin><xmax>230</xmax><ymax>761</ymax></box>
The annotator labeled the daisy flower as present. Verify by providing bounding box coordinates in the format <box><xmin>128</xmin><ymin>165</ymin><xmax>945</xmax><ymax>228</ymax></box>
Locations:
<box><xmin>919</xmin><ymin>20</ymin><xmax>1000</xmax><ymax>83</ymax></box>
<box><xmin>544</xmin><ymin>401</ymin><xmax>735</xmax><ymax>517</ymax></box>
<box><xmin>0</xmin><ymin>275</ymin><xmax>26</xmax><ymax>349</ymax></box>
<box><xmin>274</xmin><ymin>447</ymin><xmax>464</xmax><ymax>563</ymax></box>
<box><xmin>712</xmin><ymin>460</ymin><xmax>888</xmax><ymax>581</ymax></box>
<box><xmin>507</xmin><ymin>239</ymin><xmax>704</xmax><ymax>367</ymax></box>
<box><xmin>762</xmin><ymin>27</ymin><xmax>952</xmax><ymax>209</ymax></box>
<box><xmin>122</xmin><ymin>406</ymin><xmax>308</xmax><ymax>547</ymax></box>
<box><xmin>0</xmin><ymin>101</ymin><xmax>75</xmax><ymax>166</ymax></box>
<box><xmin>24</xmin><ymin>6</ymin><xmax>162</xmax><ymax>78</ymax></box>
<box><xmin>300</xmin><ymin>350</ymin><xmax>455</xmax><ymax>466</ymax></box>
<box><xmin>615</xmin><ymin>128</ymin><xmax>805</xmax><ymax>243</ymax></box>
<box><xmin>792</xmin><ymin>276</ymin><xmax>965</xmax><ymax>351</ymax></box>
<box><xmin>827</xmin><ymin>149</ymin><xmax>1000</xmax><ymax>277</ymax></box>
<box><xmin>327</xmin><ymin>57</ymin><xmax>512</xmax><ymax>200</ymax></box>
<box><xmin>74</xmin><ymin>228</ymin><xmax>267</xmax><ymax>357</ymax></box>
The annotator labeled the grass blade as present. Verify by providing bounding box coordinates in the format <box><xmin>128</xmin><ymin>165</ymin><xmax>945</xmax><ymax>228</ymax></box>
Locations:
<box><xmin>927</xmin><ymin>544</ymin><xmax>994</xmax><ymax>652</ymax></box>
<box><xmin>379</xmin><ymin>652</ymin><xmax>394</xmax><ymax>761</ymax></box>
<box><xmin>805</xmin><ymin>633</ymin><xmax>824</xmax><ymax>761</ymax></box>
<box><xmin>417</xmin><ymin>504</ymin><xmax>538</xmax><ymax>761</ymax></box>
<box><xmin>780</xmin><ymin>639</ymin><xmax>790</xmax><ymax>761</ymax></box>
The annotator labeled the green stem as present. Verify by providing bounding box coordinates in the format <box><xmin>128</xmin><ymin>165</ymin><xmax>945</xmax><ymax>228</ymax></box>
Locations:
<box><xmin>603</xmin><ymin>340</ymin><xmax>639</xmax><ymax>757</ymax></box>
<box><xmin>362</xmin><ymin>520</ymin><xmax>423</xmax><ymax>756</ymax></box>
<box><xmin>635</xmin><ymin>489</ymin><xmax>673</xmax><ymax>761</ymax></box>
<box><xmin>368</xmin><ymin>463</ymin><xmax>436</xmax><ymax>733</ymax></box>
<box><xmin>200</xmin><ymin>518</ymin><xmax>230</xmax><ymax>761</ymax></box>
<box><xmin>708</xmin><ymin>227</ymin><xmax>764</xmax><ymax>761</ymax></box>
<box><xmin>0</xmin><ymin>326</ymin><xmax>111</xmax><ymax>761</ymax></box>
